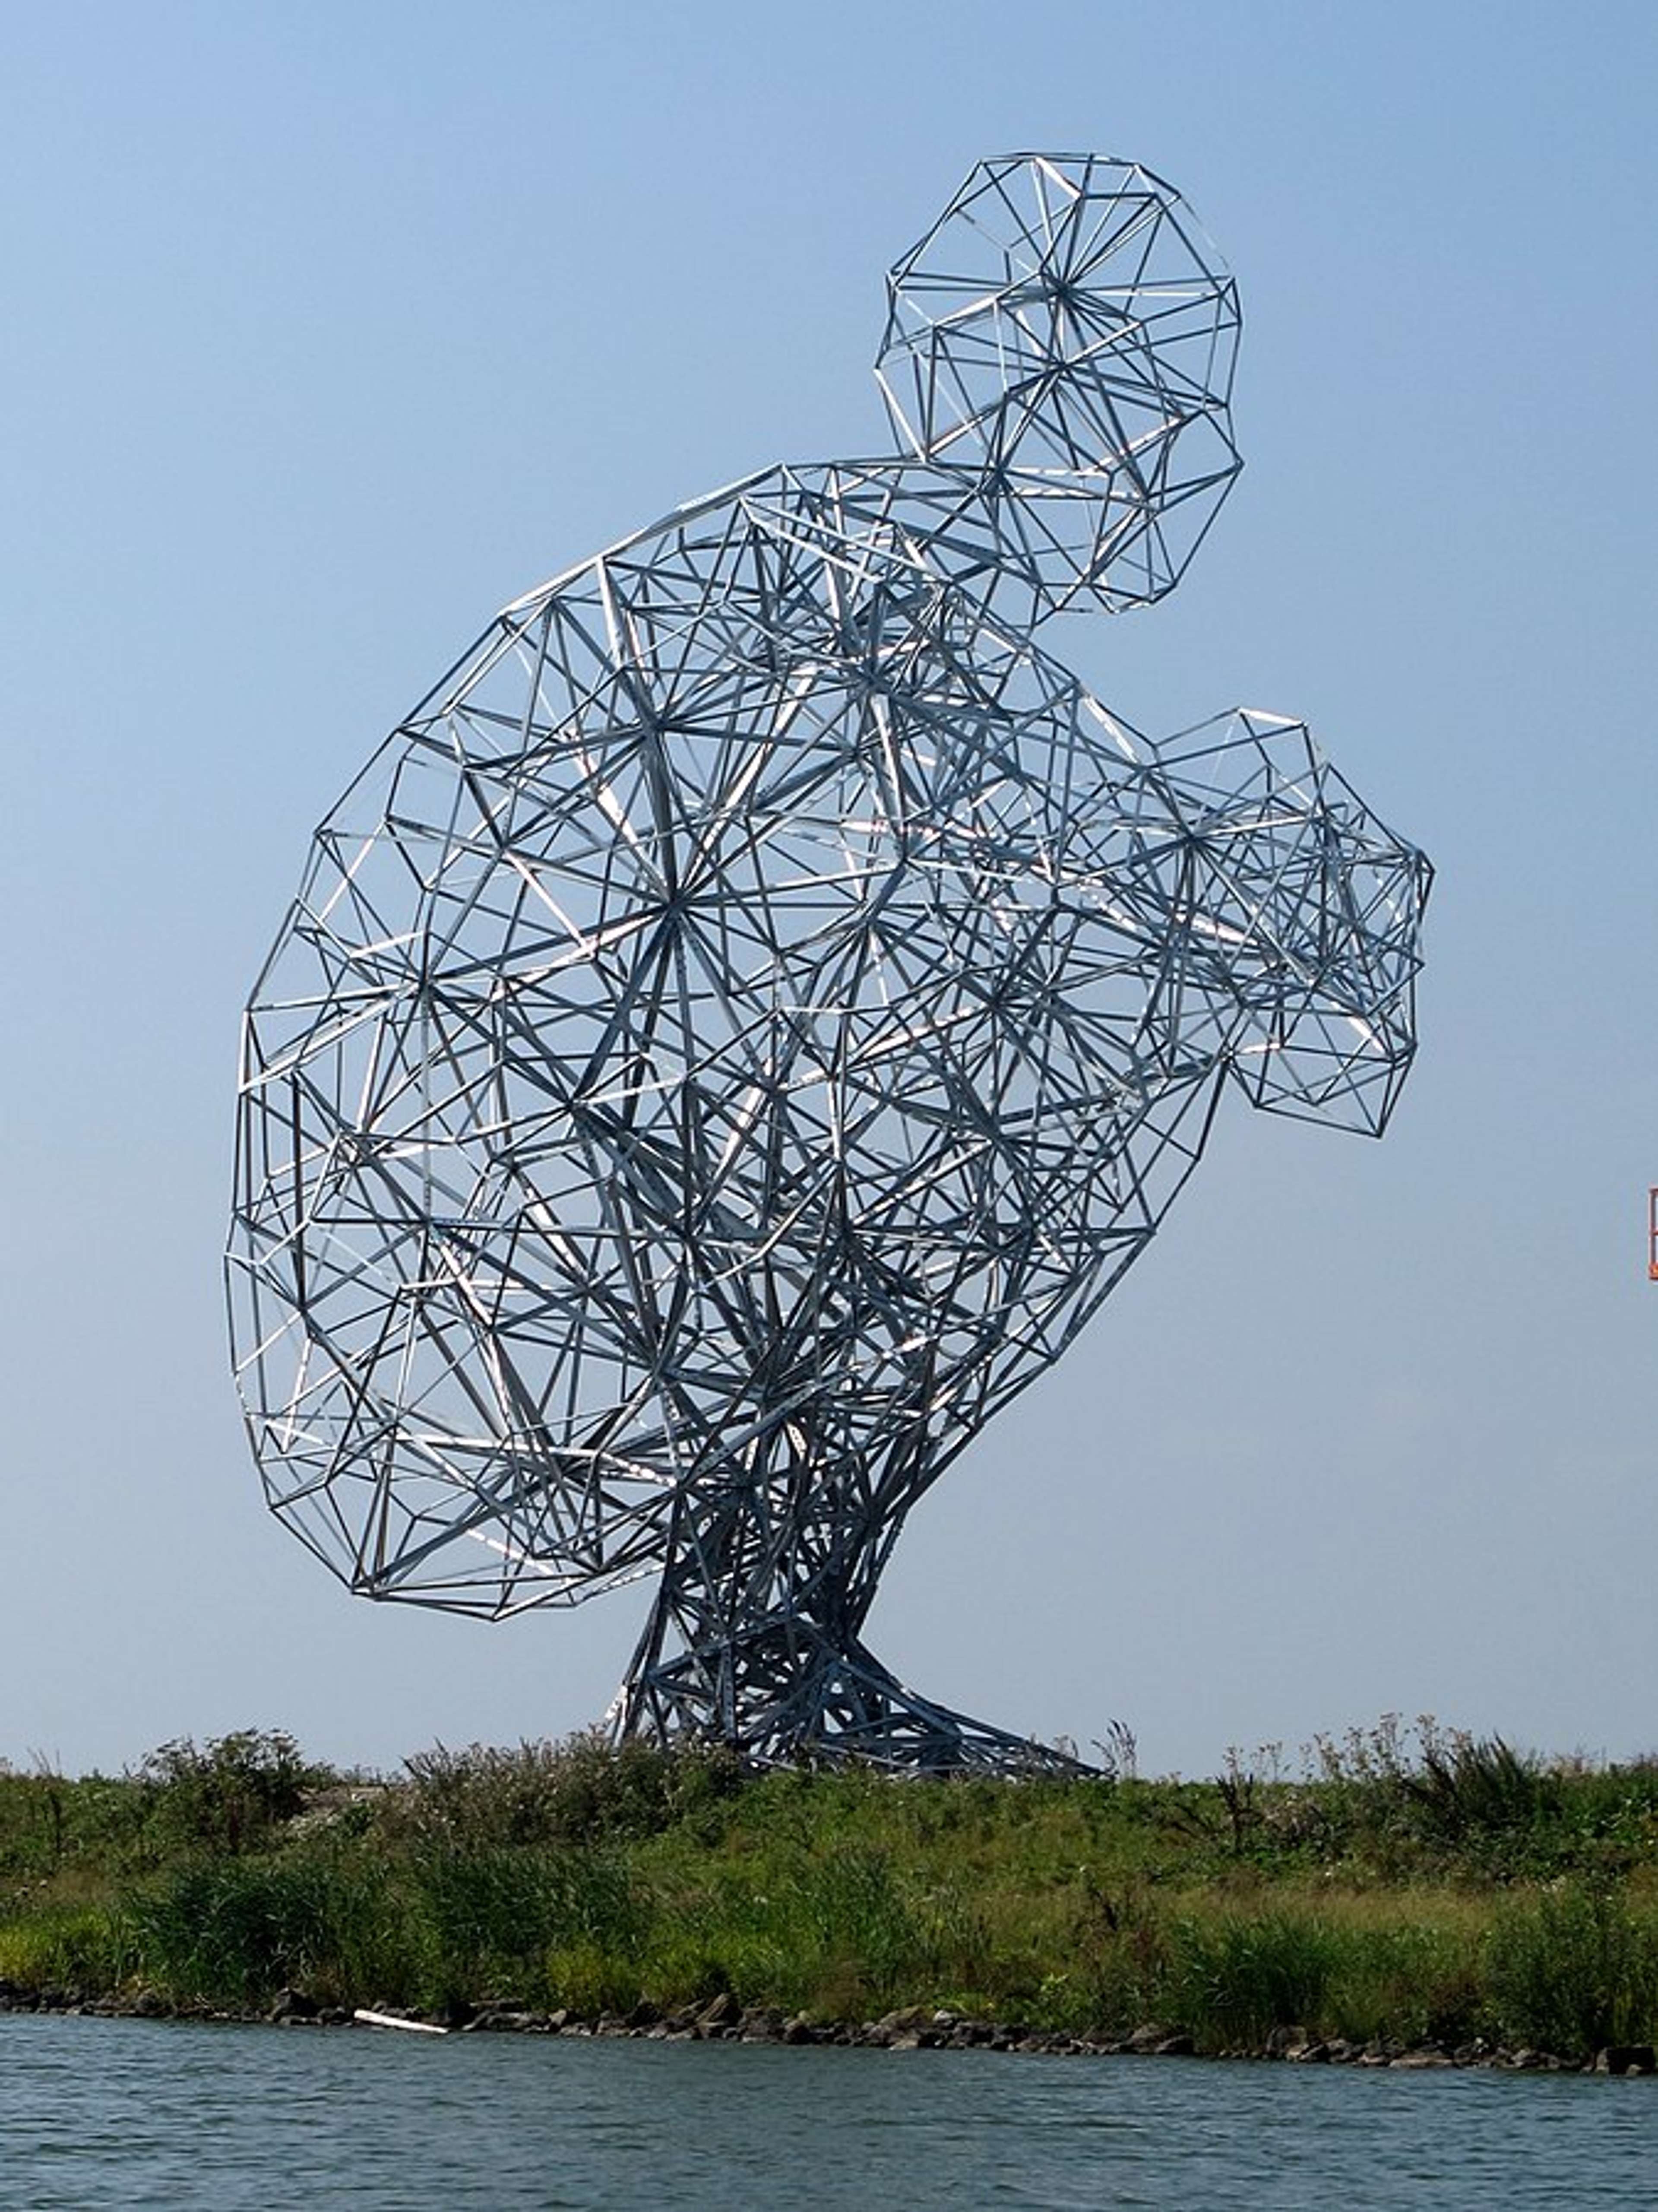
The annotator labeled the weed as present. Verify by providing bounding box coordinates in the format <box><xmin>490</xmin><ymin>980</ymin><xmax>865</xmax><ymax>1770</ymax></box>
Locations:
<box><xmin>1169</xmin><ymin>1912</ymin><xmax>1338</xmax><ymax>2046</ymax></box>
<box><xmin>415</xmin><ymin>1844</ymin><xmax>650</xmax><ymax>2000</ymax></box>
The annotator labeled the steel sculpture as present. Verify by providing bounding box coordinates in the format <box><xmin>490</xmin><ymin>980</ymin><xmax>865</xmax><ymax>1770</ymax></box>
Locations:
<box><xmin>228</xmin><ymin>155</ymin><xmax>1430</xmax><ymax>1772</ymax></box>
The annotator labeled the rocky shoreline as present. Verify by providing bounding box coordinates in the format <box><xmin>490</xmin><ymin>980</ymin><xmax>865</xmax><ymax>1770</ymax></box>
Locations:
<box><xmin>3</xmin><ymin>1981</ymin><xmax>1653</xmax><ymax>2076</ymax></box>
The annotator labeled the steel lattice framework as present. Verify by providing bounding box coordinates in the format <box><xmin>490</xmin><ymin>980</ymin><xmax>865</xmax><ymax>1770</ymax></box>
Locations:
<box><xmin>229</xmin><ymin>155</ymin><xmax>1430</xmax><ymax>1772</ymax></box>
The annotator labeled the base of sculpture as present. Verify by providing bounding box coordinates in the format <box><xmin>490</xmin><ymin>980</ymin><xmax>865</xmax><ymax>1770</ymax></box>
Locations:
<box><xmin>612</xmin><ymin>1623</ymin><xmax>1094</xmax><ymax>1776</ymax></box>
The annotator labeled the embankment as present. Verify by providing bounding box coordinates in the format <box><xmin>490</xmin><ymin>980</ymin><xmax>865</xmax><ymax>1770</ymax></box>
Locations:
<box><xmin>3</xmin><ymin>1724</ymin><xmax>1656</xmax><ymax>2072</ymax></box>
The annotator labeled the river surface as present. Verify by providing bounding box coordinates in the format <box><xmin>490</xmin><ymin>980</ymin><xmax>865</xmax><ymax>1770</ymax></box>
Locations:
<box><xmin>3</xmin><ymin>2012</ymin><xmax>1656</xmax><ymax>2209</ymax></box>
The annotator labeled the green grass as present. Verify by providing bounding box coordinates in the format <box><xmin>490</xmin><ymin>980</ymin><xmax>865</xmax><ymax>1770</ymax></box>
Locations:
<box><xmin>3</xmin><ymin>1722</ymin><xmax>1656</xmax><ymax>2059</ymax></box>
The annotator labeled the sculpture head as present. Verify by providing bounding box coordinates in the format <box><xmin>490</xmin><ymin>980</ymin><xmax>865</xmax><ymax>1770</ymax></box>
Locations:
<box><xmin>873</xmin><ymin>153</ymin><xmax>1243</xmax><ymax>624</ymax></box>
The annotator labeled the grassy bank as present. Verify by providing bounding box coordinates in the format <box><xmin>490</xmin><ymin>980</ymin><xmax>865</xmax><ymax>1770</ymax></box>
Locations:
<box><xmin>3</xmin><ymin>1721</ymin><xmax>1658</xmax><ymax>2063</ymax></box>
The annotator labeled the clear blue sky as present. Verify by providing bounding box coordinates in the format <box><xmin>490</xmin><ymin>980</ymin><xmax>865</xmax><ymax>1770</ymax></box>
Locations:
<box><xmin>4</xmin><ymin>0</ymin><xmax>1655</xmax><ymax>1778</ymax></box>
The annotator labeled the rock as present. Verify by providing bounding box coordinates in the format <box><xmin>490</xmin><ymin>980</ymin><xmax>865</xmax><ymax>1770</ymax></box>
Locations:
<box><xmin>464</xmin><ymin>2007</ymin><xmax>541</xmax><ymax>2033</ymax></box>
<box><xmin>268</xmin><ymin>1988</ymin><xmax>319</xmax><ymax>2024</ymax></box>
<box><xmin>1121</xmin><ymin>2024</ymin><xmax>1196</xmax><ymax>2057</ymax></box>
<box><xmin>625</xmin><ymin>1999</ymin><xmax>661</xmax><ymax>2030</ymax></box>
<box><xmin>130</xmin><ymin>1990</ymin><xmax>171</xmax><ymax>2019</ymax></box>
<box><xmin>694</xmin><ymin>1991</ymin><xmax>741</xmax><ymax>2034</ymax></box>
<box><xmin>781</xmin><ymin>2016</ymin><xmax>817</xmax><ymax>2045</ymax></box>
<box><xmin>1266</xmin><ymin>2025</ymin><xmax>1309</xmax><ymax>2059</ymax></box>
<box><xmin>1392</xmin><ymin>2048</ymin><xmax>1454</xmax><ymax>2069</ymax></box>
<box><xmin>888</xmin><ymin>2030</ymin><xmax>923</xmax><ymax>2050</ymax></box>
<box><xmin>876</xmin><ymin>2006</ymin><xmax>933</xmax><ymax>2035</ymax></box>
<box><xmin>1594</xmin><ymin>2045</ymin><xmax>1657</xmax><ymax>2076</ymax></box>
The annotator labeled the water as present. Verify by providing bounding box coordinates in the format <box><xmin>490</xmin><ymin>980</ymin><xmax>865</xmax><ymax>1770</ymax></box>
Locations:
<box><xmin>2</xmin><ymin>2014</ymin><xmax>1655</xmax><ymax>2210</ymax></box>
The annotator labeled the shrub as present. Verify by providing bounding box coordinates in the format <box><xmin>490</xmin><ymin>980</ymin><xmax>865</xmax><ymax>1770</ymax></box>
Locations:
<box><xmin>131</xmin><ymin>1732</ymin><xmax>325</xmax><ymax>1860</ymax></box>
<box><xmin>393</xmin><ymin>1732</ymin><xmax>740</xmax><ymax>1852</ymax></box>
<box><xmin>1483</xmin><ymin>1885</ymin><xmax>1658</xmax><ymax>2057</ymax></box>
<box><xmin>1399</xmin><ymin>1737</ymin><xmax>1560</xmax><ymax>1859</ymax></box>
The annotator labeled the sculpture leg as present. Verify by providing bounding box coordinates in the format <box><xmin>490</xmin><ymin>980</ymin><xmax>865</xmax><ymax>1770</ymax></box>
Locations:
<box><xmin>611</xmin><ymin>1476</ymin><xmax>1094</xmax><ymax>1774</ymax></box>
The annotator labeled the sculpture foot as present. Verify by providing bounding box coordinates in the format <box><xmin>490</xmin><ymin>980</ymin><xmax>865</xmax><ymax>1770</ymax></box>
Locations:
<box><xmin>614</xmin><ymin>1632</ymin><xmax>1098</xmax><ymax>1777</ymax></box>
